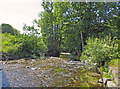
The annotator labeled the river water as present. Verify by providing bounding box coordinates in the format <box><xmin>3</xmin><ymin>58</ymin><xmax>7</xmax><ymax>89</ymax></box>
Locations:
<box><xmin>2</xmin><ymin>57</ymin><xmax>102</xmax><ymax>87</ymax></box>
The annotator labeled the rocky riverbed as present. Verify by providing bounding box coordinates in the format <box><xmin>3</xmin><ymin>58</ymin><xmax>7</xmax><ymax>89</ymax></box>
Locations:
<box><xmin>2</xmin><ymin>57</ymin><xmax>102</xmax><ymax>87</ymax></box>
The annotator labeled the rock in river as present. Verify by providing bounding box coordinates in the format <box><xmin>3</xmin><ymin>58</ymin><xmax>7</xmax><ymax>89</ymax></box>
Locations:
<box><xmin>103</xmin><ymin>78</ymin><xmax>112</xmax><ymax>85</ymax></box>
<box><xmin>98</xmin><ymin>79</ymin><xmax>103</xmax><ymax>83</ymax></box>
<box><xmin>26</xmin><ymin>66</ymin><xmax>29</xmax><ymax>68</ymax></box>
<box><xmin>31</xmin><ymin>67</ymin><xmax>37</xmax><ymax>70</ymax></box>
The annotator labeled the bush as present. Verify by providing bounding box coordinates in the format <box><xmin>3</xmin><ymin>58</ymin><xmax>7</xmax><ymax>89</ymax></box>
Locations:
<box><xmin>100</xmin><ymin>65</ymin><xmax>109</xmax><ymax>72</ymax></box>
<box><xmin>2</xmin><ymin>33</ymin><xmax>20</xmax><ymax>54</ymax></box>
<box><xmin>80</xmin><ymin>36</ymin><xmax>118</xmax><ymax>67</ymax></box>
<box><xmin>108</xmin><ymin>59</ymin><xmax>118</xmax><ymax>67</ymax></box>
<box><xmin>16</xmin><ymin>34</ymin><xmax>47</xmax><ymax>58</ymax></box>
<box><xmin>68</xmin><ymin>55</ymin><xmax>75</xmax><ymax>60</ymax></box>
<box><xmin>2</xmin><ymin>33</ymin><xmax>47</xmax><ymax>59</ymax></box>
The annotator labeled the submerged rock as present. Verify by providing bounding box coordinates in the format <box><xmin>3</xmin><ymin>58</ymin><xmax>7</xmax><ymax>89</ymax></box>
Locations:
<box><xmin>98</xmin><ymin>79</ymin><xmax>103</xmax><ymax>83</ymax></box>
<box><xmin>91</xmin><ymin>73</ymin><xmax>101</xmax><ymax>77</ymax></box>
<box><xmin>26</xmin><ymin>66</ymin><xmax>29</xmax><ymax>68</ymax></box>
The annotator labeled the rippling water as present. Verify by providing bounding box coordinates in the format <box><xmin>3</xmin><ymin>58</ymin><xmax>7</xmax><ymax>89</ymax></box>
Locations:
<box><xmin>2</xmin><ymin>57</ymin><xmax>102</xmax><ymax>87</ymax></box>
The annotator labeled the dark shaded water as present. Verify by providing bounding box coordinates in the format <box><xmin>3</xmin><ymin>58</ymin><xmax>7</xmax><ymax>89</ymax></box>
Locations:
<box><xmin>2</xmin><ymin>71</ymin><xmax>10</xmax><ymax>87</ymax></box>
<box><xmin>2</xmin><ymin>57</ymin><xmax>102</xmax><ymax>87</ymax></box>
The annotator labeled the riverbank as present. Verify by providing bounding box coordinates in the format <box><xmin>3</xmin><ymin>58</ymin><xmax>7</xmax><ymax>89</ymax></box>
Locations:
<box><xmin>99</xmin><ymin>59</ymin><xmax>119</xmax><ymax>87</ymax></box>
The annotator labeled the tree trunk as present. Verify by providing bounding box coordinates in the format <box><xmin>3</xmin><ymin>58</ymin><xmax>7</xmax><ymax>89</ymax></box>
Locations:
<box><xmin>77</xmin><ymin>49</ymin><xmax>81</xmax><ymax>58</ymax></box>
<box><xmin>81</xmin><ymin>32</ymin><xmax>84</xmax><ymax>52</ymax></box>
<box><xmin>79</xmin><ymin>2</ymin><xmax>84</xmax><ymax>52</ymax></box>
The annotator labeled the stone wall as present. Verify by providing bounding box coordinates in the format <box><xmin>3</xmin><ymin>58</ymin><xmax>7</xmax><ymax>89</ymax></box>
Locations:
<box><xmin>104</xmin><ymin>67</ymin><xmax>119</xmax><ymax>87</ymax></box>
<box><xmin>98</xmin><ymin>66</ymin><xmax>119</xmax><ymax>87</ymax></box>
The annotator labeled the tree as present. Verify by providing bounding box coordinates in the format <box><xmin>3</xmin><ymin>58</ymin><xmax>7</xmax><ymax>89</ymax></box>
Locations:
<box><xmin>27</xmin><ymin>1</ymin><xmax>119</xmax><ymax>57</ymax></box>
<box><xmin>1</xmin><ymin>23</ymin><xmax>20</xmax><ymax>35</ymax></box>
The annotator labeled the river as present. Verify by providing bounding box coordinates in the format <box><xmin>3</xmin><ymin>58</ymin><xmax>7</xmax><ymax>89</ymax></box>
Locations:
<box><xmin>2</xmin><ymin>57</ymin><xmax>102</xmax><ymax>87</ymax></box>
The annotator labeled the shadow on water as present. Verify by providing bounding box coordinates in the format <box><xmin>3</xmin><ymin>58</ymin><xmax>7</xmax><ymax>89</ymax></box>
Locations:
<box><xmin>2</xmin><ymin>71</ymin><xmax>10</xmax><ymax>87</ymax></box>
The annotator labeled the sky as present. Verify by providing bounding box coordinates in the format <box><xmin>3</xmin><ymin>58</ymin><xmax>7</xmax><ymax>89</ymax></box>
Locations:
<box><xmin>0</xmin><ymin>0</ymin><xmax>44</xmax><ymax>33</ymax></box>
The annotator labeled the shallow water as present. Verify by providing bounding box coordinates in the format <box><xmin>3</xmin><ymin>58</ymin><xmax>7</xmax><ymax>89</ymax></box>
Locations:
<box><xmin>2</xmin><ymin>57</ymin><xmax>102</xmax><ymax>87</ymax></box>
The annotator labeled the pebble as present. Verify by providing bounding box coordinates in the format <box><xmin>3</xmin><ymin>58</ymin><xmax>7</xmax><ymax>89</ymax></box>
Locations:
<box><xmin>91</xmin><ymin>73</ymin><xmax>101</xmax><ymax>77</ymax></box>
<box><xmin>74</xmin><ymin>67</ymin><xmax>78</xmax><ymax>69</ymax></box>
<box><xmin>63</xmin><ymin>74</ymin><xmax>68</xmax><ymax>77</ymax></box>
<box><xmin>32</xmin><ymin>59</ymin><xmax>36</xmax><ymax>62</ymax></box>
<box><xmin>3</xmin><ymin>62</ymin><xmax>7</xmax><ymax>65</ymax></box>
<box><xmin>31</xmin><ymin>67</ymin><xmax>37</xmax><ymax>70</ymax></box>
<box><xmin>26</xmin><ymin>66</ymin><xmax>29</xmax><ymax>68</ymax></box>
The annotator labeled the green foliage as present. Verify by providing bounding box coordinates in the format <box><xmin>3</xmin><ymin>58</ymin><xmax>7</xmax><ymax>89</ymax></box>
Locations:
<box><xmin>81</xmin><ymin>69</ymin><xmax>86</xmax><ymax>72</ymax></box>
<box><xmin>2</xmin><ymin>2</ymin><xmax>119</xmax><ymax>61</ymax></box>
<box><xmin>2</xmin><ymin>32</ymin><xmax>47</xmax><ymax>59</ymax></box>
<box><xmin>100</xmin><ymin>65</ymin><xmax>109</xmax><ymax>73</ymax></box>
<box><xmin>60</xmin><ymin>55</ymin><xmax>69</xmax><ymax>58</ymax></box>
<box><xmin>68</xmin><ymin>55</ymin><xmax>75</xmax><ymax>60</ymax></box>
<box><xmin>108</xmin><ymin>59</ymin><xmax>118</xmax><ymax>67</ymax></box>
<box><xmin>103</xmin><ymin>72</ymin><xmax>112</xmax><ymax>79</ymax></box>
<box><xmin>15</xmin><ymin>34</ymin><xmax>47</xmax><ymax>58</ymax></box>
<box><xmin>1</xmin><ymin>23</ymin><xmax>20</xmax><ymax>35</ymax></box>
<box><xmin>80</xmin><ymin>36</ymin><xmax>118</xmax><ymax>66</ymax></box>
<box><xmin>2</xmin><ymin>33</ymin><xmax>20</xmax><ymax>53</ymax></box>
<box><xmin>80</xmin><ymin>55</ymin><xmax>88</xmax><ymax>61</ymax></box>
<box><xmin>33</xmin><ymin>2</ymin><xmax>119</xmax><ymax>57</ymax></box>
<box><xmin>40</xmin><ymin>53</ymin><xmax>45</xmax><ymax>60</ymax></box>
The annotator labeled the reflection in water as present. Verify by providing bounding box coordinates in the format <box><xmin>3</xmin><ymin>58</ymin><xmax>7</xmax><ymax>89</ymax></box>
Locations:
<box><xmin>2</xmin><ymin>71</ymin><xmax>10</xmax><ymax>87</ymax></box>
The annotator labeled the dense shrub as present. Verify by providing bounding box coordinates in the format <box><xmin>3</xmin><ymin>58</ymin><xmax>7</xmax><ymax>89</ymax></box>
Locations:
<box><xmin>14</xmin><ymin>34</ymin><xmax>47</xmax><ymax>58</ymax></box>
<box><xmin>2</xmin><ymin>33</ymin><xmax>47</xmax><ymax>59</ymax></box>
<box><xmin>2</xmin><ymin>33</ymin><xmax>20</xmax><ymax>53</ymax></box>
<box><xmin>80</xmin><ymin>36</ymin><xmax>118</xmax><ymax>67</ymax></box>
